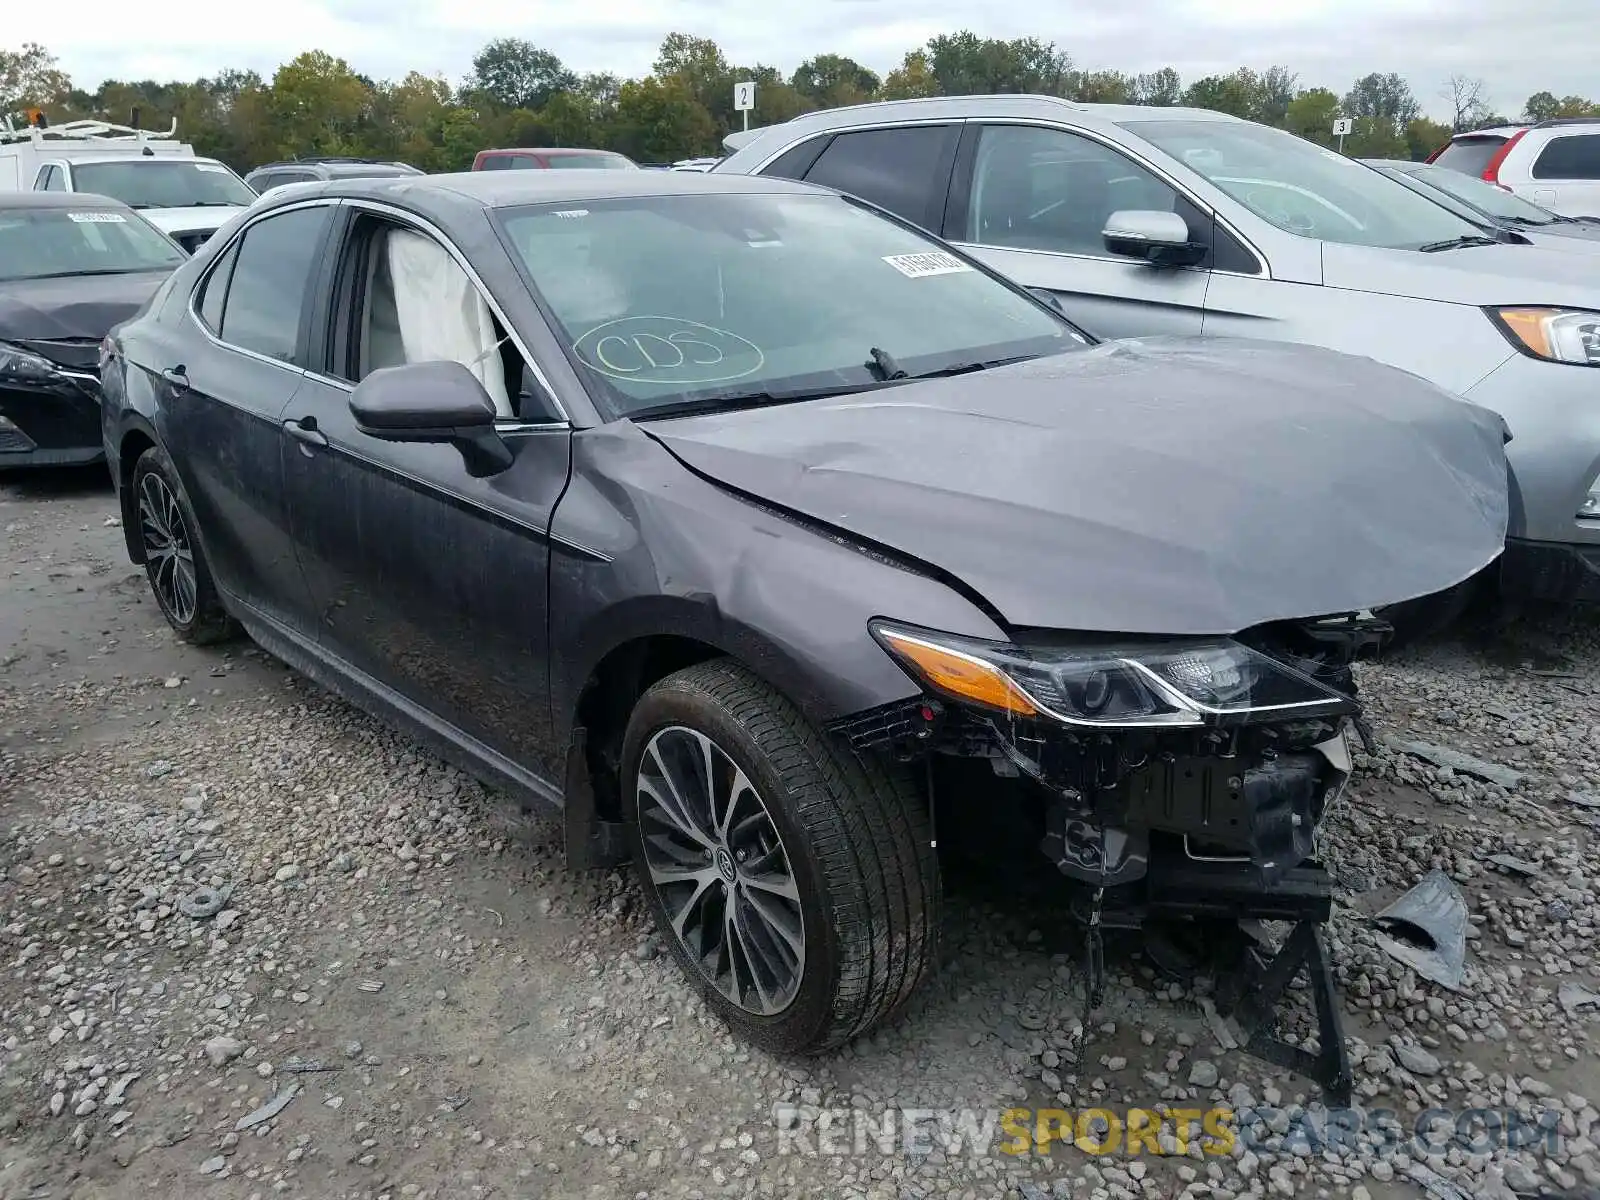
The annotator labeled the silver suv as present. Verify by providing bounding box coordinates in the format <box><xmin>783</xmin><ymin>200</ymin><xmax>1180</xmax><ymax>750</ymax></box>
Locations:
<box><xmin>716</xmin><ymin>96</ymin><xmax>1600</xmax><ymax>608</ymax></box>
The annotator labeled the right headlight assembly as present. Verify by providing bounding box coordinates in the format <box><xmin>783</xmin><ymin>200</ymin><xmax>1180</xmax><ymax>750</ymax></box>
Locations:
<box><xmin>869</xmin><ymin>621</ymin><xmax>1356</xmax><ymax>729</ymax></box>
<box><xmin>1486</xmin><ymin>306</ymin><xmax>1600</xmax><ymax>366</ymax></box>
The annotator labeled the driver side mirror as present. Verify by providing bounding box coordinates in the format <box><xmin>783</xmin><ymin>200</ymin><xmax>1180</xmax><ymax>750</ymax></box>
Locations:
<box><xmin>349</xmin><ymin>360</ymin><xmax>513</xmax><ymax>478</ymax></box>
<box><xmin>1102</xmin><ymin>210</ymin><xmax>1207</xmax><ymax>268</ymax></box>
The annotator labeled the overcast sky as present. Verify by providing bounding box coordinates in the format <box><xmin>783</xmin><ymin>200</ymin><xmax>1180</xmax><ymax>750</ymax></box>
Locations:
<box><xmin>29</xmin><ymin>0</ymin><xmax>1598</xmax><ymax>119</ymax></box>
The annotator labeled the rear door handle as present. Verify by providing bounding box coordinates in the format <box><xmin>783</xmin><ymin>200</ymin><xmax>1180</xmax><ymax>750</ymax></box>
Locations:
<box><xmin>162</xmin><ymin>365</ymin><xmax>189</xmax><ymax>390</ymax></box>
<box><xmin>283</xmin><ymin>416</ymin><xmax>327</xmax><ymax>448</ymax></box>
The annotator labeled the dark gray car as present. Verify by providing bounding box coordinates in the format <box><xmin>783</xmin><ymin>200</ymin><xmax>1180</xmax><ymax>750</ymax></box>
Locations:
<box><xmin>98</xmin><ymin>171</ymin><xmax>1508</xmax><ymax>1063</ymax></box>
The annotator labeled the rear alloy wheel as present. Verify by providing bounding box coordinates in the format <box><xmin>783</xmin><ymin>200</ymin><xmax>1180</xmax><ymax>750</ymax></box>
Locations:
<box><xmin>623</xmin><ymin>659</ymin><xmax>940</xmax><ymax>1053</ymax></box>
<box><xmin>132</xmin><ymin>446</ymin><xmax>237</xmax><ymax>645</ymax></box>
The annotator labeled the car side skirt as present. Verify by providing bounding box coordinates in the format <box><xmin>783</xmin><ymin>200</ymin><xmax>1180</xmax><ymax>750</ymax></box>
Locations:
<box><xmin>224</xmin><ymin>589</ymin><xmax>567</xmax><ymax>816</ymax></box>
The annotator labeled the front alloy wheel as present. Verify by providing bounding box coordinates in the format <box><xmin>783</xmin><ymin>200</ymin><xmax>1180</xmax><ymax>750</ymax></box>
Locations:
<box><xmin>623</xmin><ymin>659</ymin><xmax>941</xmax><ymax>1054</ymax></box>
<box><xmin>637</xmin><ymin>726</ymin><xmax>804</xmax><ymax>1015</ymax></box>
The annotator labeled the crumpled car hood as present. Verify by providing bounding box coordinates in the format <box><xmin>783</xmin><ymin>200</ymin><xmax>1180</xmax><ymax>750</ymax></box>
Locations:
<box><xmin>0</xmin><ymin>271</ymin><xmax>170</xmax><ymax>345</ymax></box>
<box><xmin>646</xmin><ymin>336</ymin><xmax>1511</xmax><ymax>636</ymax></box>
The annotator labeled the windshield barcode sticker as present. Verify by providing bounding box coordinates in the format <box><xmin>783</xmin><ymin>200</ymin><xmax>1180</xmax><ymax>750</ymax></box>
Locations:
<box><xmin>68</xmin><ymin>212</ymin><xmax>127</xmax><ymax>223</ymax></box>
<box><xmin>882</xmin><ymin>251</ymin><xmax>972</xmax><ymax>278</ymax></box>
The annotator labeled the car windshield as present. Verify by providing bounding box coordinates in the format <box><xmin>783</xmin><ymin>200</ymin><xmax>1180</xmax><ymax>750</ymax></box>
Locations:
<box><xmin>498</xmin><ymin>192</ymin><xmax>1083</xmax><ymax>418</ymax></box>
<box><xmin>1402</xmin><ymin>164</ymin><xmax>1559</xmax><ymax>224</ymax></box>
<box><xmin>1128</xmin><ymin>119</ymin><xmax>1485</xmax><ymax>250</ymax></box>
<box><xmin>545</xmin><ymin>154</ymin><xmax>636</xmax><ymax>170</ymax></box>
<box><xmin>0</xmin><ymin>207</ymin><xmax>185</xmax><ymax>281</ymax></box>
<box><xmin>72</xmin><ymin>160</ymin><xmax>256</xmax><ymax>209</ymax></box>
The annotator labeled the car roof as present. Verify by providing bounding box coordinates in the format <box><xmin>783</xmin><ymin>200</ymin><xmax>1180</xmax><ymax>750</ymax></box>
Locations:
<box><xmin>256</xmin><ymin>168</ymin><xmax>829</xmax><ymax>225</ymax></box>
<box><xmin>1361</xmin><ymin>158</ymin><xmax>1422</xmax><ymax>169</ymax></box>
<box><xmin>0</xmin><ymin>190</ymin><xmax>132</xmax><ymax>211</ymax></box>
<box><xmin>731</xmin><ymin>94</ymin><xmax>1240</xmax><ymax>137</ymax></box>
<box><xmin>481</xmin><ymin>147</ymin><xmax>628</xmax><ymax>156</ymax></box>
<box><xmin>714</xmin><ymin>94</ymin><xmax>1245</xmax><ymax>165</ymax></box>
<box><xmin>64</xmin><ymin>154</ymin><xmax>221</xmax><ymax>166</ymax></box>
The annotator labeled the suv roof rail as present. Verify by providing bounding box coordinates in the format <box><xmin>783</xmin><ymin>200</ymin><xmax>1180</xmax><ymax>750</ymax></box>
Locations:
<box><xmin>0</xmin><ymin>116</ymin><xmax>180</xmax><ymax>145</ymax></box>
<box><xmin>1530</xmin><ymin>116</ymin><xmax>1600</xmax><ymax>129</ymax></box>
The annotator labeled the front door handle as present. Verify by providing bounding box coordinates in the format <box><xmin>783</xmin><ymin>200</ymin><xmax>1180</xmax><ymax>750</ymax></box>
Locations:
<box><xmin>283</xmin><ymin>416</ymin><xmax>327</xmax><ymax>448</ymax></box>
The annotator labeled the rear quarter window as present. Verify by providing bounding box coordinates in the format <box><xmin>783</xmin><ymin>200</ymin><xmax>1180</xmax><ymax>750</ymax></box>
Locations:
<box><xmin>1531</xmin><ymin>134</ymin><xmax>1600</xmax><ymax>181</ymax></box>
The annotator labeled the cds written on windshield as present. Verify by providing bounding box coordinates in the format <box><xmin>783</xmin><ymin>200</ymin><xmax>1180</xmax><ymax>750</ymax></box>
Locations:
<box><xmin>573</xmin><ymin>316</ymin><xmax>765</xmax><ymax>385</ymax></box>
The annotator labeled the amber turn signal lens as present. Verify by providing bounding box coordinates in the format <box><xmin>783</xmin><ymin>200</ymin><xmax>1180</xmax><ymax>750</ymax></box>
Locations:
<box><xmin>877</xmin><ymin>629</ymin><xmax>1040</xmax><ymax>718</ymax></box>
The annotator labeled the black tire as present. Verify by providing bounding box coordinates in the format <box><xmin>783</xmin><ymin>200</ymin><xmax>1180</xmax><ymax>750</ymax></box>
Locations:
<box><xmin>623</xmin><ymin>659</ymin><xmax>940</xmax><ymax>1054</ymax></box>
<box><xmin>1375</xmin><ymin>574</ymin><xmax>1483</xmax><ymax>649</ymax></box>
<box><xmin>131</xmin><ymin>445</ymin><xmax>238</xmax><ymax>645</ymax></box>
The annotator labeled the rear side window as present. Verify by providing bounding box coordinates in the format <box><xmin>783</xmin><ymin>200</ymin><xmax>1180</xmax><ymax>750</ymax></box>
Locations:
<box><xmin>1432</xmin><ymin>135</ymin><xmax>1508</xmax><ymax>177</ymax></box>
<box><xmin>195</xmin><ymin>240</ymin><xmax>240</xmax><ymax>332</ymax></box>
<box><xmin>1531</xmin><ymin>134</ymin><xmax>1600</xmax><ymax>181</ymax></box>
<box><xmin>480</xmin><ymin>154</ymin><xmax>540</xmax><ymax>170</ymax></box>
<box><xmin>802</xmin><ymin>125</ymin><xmax>957</xmax><ymax>229</ymax></box>
<box><xmin>761</xmin><ymin>137</ymin><xmax>829</xmax><ymax>181</ymax></box>
<box><xmin>216</xmin><ymin>205</ymin><xmax>332</xmax><ymax>362</ymax></box>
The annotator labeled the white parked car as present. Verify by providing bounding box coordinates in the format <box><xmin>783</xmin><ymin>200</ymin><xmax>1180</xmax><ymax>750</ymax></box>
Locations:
<box><xmin>1</xmin><ymin>119</ymin><xmax>254</xmax><ymax>253</ymax></box>
<box><xmin>1429</xmin><ymin>118</ymin><xmax>1600</xmax><ymax>218</ymax></box>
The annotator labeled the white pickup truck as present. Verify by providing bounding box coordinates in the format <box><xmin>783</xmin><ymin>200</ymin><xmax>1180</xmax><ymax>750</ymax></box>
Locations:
<box><xmin>0</xmin><ymin>118</ymin><xmax>255</xmax><ymax>253</ymax></box>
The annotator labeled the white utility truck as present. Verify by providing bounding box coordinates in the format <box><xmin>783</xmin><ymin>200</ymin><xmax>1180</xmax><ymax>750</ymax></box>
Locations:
<box><xmin>0</xmin><ymin>117</ymin><xmax>255</xmax><ymax>252</ymax></box>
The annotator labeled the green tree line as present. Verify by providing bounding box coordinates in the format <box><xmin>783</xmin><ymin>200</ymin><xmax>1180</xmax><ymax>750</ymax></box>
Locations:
<box><xmin>4</xmin><ymin>35</ymin><xmax>1599</xmax><ymax>173</ymax></box>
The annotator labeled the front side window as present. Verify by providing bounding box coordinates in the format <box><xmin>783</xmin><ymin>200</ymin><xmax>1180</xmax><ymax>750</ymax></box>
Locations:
<box><xmin>0</xmin><ymin>207</ymin><xmax>186</xmax><ymax>282</ymax></box>
<box><xmin>1532</xmin><ymin>135</ymin><xmax>1600</xmax><ymax>181</ymax></box>
<box><xmin>802</xmin><ymin>125</ymin><xmax>956</xmax><ymax>228</ymax></box>
<box><xmin>348</xmin><ymin>221</ymin><xmax>516</xmax><ymax>417</ymax></box>
<box><xmin>966</xmin><ymin>125</ymin><xmax>1186</xmax><ymax>258</ymax></box>
<box><xmin>215</xmin><ymin>205</ymin><xmax>332</xmax><ymax>361</ymax></box>
<box><xmin>71</xmin><ymin>160</ymin><xmax>257</xmax><ymax>209</ymax></box>
<box><xmin>499</xmin><ymin>192</ymin><xmax>1082</xmax><ymax>419</ymax></box>
<box><xmin>1130</xmin><ymin>119</ymin><xmax>1484</xmax><ymax>250</ymax></box>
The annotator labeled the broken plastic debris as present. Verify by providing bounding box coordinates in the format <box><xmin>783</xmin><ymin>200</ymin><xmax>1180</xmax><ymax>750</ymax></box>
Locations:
<box><xmin>1486</xmin><ymin>854</ymin><xmax>1540</xmax><ymax>878</ymax></box>
<box><xmin>1388</xmin><ymin>738</ymin><xmax>1524</xmax><ymax>790</ymax></box>
<box><xmin>103</xmin><ymin>1072</ymin><xmax>139</xmax><ymax>1107</ymax></box>
<box><xmin>281</xmin><ymin>1058</ymin><xmax>339</xmax><ymax>1074</ymax></box>
<box><xmin>234</xmin><ymin>1084</ymin><xmax>298</xmax><ymax>1130</ymax></box>
<box><xmin>177</xmin><ymin>882</ymin><xmax>234</xmax><ymax>920</ymax></box>
<box><xmin>1567</xmin><ymin>790</ymin><xmax>1600</xmax><ymax>810</ymax></box>
<box><xmin>1373</xmin><ymin>869</ymin><xmax>1469</xmax><ymax>992</ymax></box>
<box><xmin>1559</xmin><ymin>982</ymin><xmax>1600</xmax><ymax>1016</ymax></box>
<box><xmin>356</xmin><ymin>979</ymin><xmax>385</xmax><ymax>993</ymax></box>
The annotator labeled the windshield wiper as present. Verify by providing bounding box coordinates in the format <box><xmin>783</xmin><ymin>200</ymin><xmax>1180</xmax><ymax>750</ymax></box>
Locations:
<box><xmin>1417</xmin><ymin>234</ymin><xmax>1504</xmax><ymax>252</ymax></box>
<box><xmin>866</xmin><ymin>347</ymin><xmax>907</xmax><ymax>380</ymax></box>
<box><xmin>1503</xmin><ymin>215</ymin><xmax>1554</xmax><ymax>228</ymax></box>
<box><xmin>909</xmin><ymin>352</ymin><xmax>1045</xmax><ymax>380</ymax></box>
<box><xmin>17</xmin><ymin>268</ymin><xmax>154</xmax><ymax>280</ymax></box>
<box><xmin>627</xmin><ymin>382</ymin><xmax>873</xmax><ymax>422</ymax></box>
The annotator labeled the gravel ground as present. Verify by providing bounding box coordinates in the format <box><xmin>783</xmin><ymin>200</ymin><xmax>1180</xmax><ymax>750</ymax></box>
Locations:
<box><xmin>3</xmin><ymin>467</ymin><xmax>1599</xmax><ymax>1200</ymax></box>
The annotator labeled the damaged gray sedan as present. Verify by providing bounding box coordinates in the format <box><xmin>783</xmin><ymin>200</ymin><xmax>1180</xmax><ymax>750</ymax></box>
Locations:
<box><xmin>100</xmin><ymin>172</ymin><xmax>1509</xmax><ymax>1098</ymax></box>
